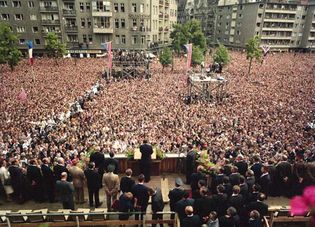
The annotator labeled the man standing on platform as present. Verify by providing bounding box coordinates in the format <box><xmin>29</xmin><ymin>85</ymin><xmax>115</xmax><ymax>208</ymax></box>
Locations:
<box><xmin>103</xmin><ymin>165</ymin><xmax>120</xmax><ymax>211</ymax></box>
<box><xmin>139</xmin><ymin>140</ymin><xmax>153</xmax><ymax>182</ymax></box>
<box><xmin>56</xmin><ymin>172</ymin><xmax>74</xmax><ymax>210</ymax></box>
<box><xmin>84</xmin><ymin>162</ymin><xmax>102</xmax><ymax>208</ymax></box>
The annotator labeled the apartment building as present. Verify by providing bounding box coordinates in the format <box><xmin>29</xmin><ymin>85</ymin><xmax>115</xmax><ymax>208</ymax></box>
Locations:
<box><xmin>0</xmin><ymin>0</ymin><xmax>178</xmax><ymax>53</ymax></box>
<box><xmin>215</xmin><ymin>1</ymin><xmax>315</xmax><ymax>50</ymax></box>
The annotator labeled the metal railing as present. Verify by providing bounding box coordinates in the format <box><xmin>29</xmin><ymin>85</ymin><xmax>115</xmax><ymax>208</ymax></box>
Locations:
<box><xmin>2</xmin><ymin>211</ymin><xmax>179</xmax><ymax>227</ymax></box>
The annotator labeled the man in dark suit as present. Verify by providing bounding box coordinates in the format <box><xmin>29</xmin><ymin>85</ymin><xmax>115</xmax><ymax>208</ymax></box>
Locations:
<box><xmin>251</xmin><ymin>156</ymin><xmax>263</xmax><ymax>181</ymax></box>
<box><xmin>27</xmin><ymin>159</ymin><xmax>44</xmax><ymax>202</ymax></box>
<box><xmin>186</xmin><ymin>146</ymin><xmax>197</xmax><ymax>184</ymax></box>
<box><xmin>139</xmin><ymin>140</ymin><xmax>153</xmax><ymax>182</ymax></box>
<box><xmin>193</xmin><ymin>187</ymin><xmax>215</xmax><ymax>219</ymax></box>
<box><xmin>247</xmin><ymin>193</ymin><xmax>269</xmax><ymax>217</ymax></box>
<box><xmin>212</xmin><ymin>167</ymin><xmax>226</xmax><ymax>191</ymax></box>
<box><xmin>239</xmin><ymin>176</ymin><xmax>249</xmax><ymax>200</ymax></box>
<box><xmin>104</xmin><ymin>152</ymin><xmax>119</xmax><ymax>174</ymax></box>
<box><xmin>54</xmin><ymin>158</ymin><xmax>71</xmax><ymax>182</ymax></box>
<box><xmin>190</xmin><ymin>165</ymin><xmax>206</xmax><ymax>192</ymax></box>
<box><xmin>120</xmin><ymin>168</ymin><xmax>135</xmax><ymax>193</ymax></box>
<box><xmin>169</xmin><ymin>178</ymin><xmax>185</xmax><ymax>221</ymax></box>
<box><xmin>229</xmin><ymin>166</ymin><xmax>241</xmax><ymax>186</ymax></box>
<box><xmin>258</xmin><ymin>165</ymin><xmax>271</xmax><ymax>197</ymax></box>
<box><xmin>180</xmin><ymin>206</ymin><xmax>202</xmax><ymax>227</ymax></box>
<box><xmin>235</xmin><ymin>154</ymin><xmax>248</xmax><ymax>176</ymax></box>
<box><xmin>41</xmin><ymin>158</ymin><xmax>55</xmax><ymax>203</ymax></box>
<box><xmin>132</xmin><ymin>174</ymin><xmax>150</xmax><ymax>224</ymax></box>
<box><xmin>275</xmin><ymin>155</ymin><xmax>292</xmax><ymax>197</ymax></box>
<box><xmin>246</xmin><ymin>170</ymin><xmax>256</xmax><ymax>193</ymax></box>
<box><xmin>213</xmin><ymin>185</ymin><xmax>228</xmax><ymax>217</ymax></box>
<box><xmin>175</xmin><ymin>190</ymin><xmax>195</xmax><ymax>221</ymax></box>
<box><xmin>89</xmin><ymin>149</ymin><xmax>106</xmax><ymax>177</ymax></box>
<box><xmin>228</xmin><ymin>185</ymin><xmax>244</xmax><ymax>214</ymax></box>
<box><xmin>56</xmin><ymin>172</ymin><xmax>74</xmax><ymax>210</ymax></box>
<box><xmin>8</xmin><ymin>159</ymin><xmax>24</xmax><ymax>203</ymax></box>
<box><xmin>84</xmin><ymin>162</ymin><xmax>102</xmax><ymax>207</ymax></box>
<box><xmin>149</xmin><ymin>187</ymin><xmax>164</xmax><ymax>227</ymax></box>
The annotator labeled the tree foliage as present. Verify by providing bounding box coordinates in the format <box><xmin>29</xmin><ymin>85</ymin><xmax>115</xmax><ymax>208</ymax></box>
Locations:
<box><xmin>170</xmin><ymin>19</ymin><xmax>207</xmax><ymax>54</ymax></box>
<box><xmin>0</xmin><ymin>22</ymin><xmax>22</xmax><ymax>71</ymax></box>
<box><xmin>245</xmin><ymin>35</ymin><xmax>262</xmax><ymax>75</ymax></box>
<box><xmin>45</xmin><ymin>32</ymin><xmax>66</xmax><ymax>58</ymax></box>
<box><xmin>192</xmin><ymin>46</ymin><xmax>204</xmax><ymax>66</ymax></box>
<box><xmin>159</xmin><ymin>47</ymin><xmax>172</xmax><ymax>70</ymax></box>
<box><xmin>213</xmin><ymin>44</ymin><xmax>230</xmax><ymax>66</ymax></box>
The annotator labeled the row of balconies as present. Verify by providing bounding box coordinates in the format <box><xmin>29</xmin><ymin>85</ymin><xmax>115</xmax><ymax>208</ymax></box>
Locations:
<box><xmin>41</xmin><ymin>19</ymin><xmax>60</xmax><ymax>25</ymax></box>
<box><xmin>39</xmin><ymin>6</ymin><xmax>58</xmax><ymax>12</ymax></box>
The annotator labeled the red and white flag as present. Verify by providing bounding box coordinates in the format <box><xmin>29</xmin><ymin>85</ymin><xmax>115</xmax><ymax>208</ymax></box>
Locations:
<box><xmin>17</xmin><ymin>88</ymin><xmax>27</xmax><ymax>102</ymax></box>
<box><xmin>106</xmin><ymin>41</ymin><xmax>112</xmax><ymax>70</ymax></box>
<box><xmin>27</xmin><ymin>41</ymin><xmax>34</xmax><ymax>66</ymax></box>
<box><xmin>184</xmin><ymin>43</ymin><xmax>192</xmax><ymax>69</ymax></box>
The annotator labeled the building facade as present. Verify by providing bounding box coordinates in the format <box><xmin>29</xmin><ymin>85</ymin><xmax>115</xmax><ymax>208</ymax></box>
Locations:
<box><xmin>0</xmin><ymin>0</ymin><xmax>178</xmax><ymax>53</ymax></box>
<box><xmin>215</xmin><ymin>1</ymin><xmax>315</xmax><ymax>50</ymax></box>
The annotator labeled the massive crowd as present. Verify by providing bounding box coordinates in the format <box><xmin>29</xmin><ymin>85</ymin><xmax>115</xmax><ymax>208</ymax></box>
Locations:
<box><xmin>0</xmin><ymin>51</ymin><xmax>314</xmax><ymax>226</ymax></box>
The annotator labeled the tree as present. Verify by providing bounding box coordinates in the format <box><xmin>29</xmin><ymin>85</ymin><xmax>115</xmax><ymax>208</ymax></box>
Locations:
<box><xmin>192</xmin><ymin>46</ymin><xmax>204</xmax><ymax>66</ymax></box>
<box><xmin>245</xmin><ymin>35</ymin><xmax>262</xmax><ymax>75</ymax></box>
<box><xmin>45</xmin><ymin>32</ymin><xmax>66</xmax><ymax>61</ymax></box>
<box><xmin>170</xmin><ymin>20</ymin><xmax>207</xmax><ymax>54</ymax></box>
<box><xmin>213</xmin><ymin>44</ymin><xmax>230</xmax><ymax>66</ymax></box>
<box><xmin>0</xmin><ymin>22</ymin><xmax>22</xmax><ymax>71</ymax></box>
<box><xmin>159</xmin><ymin>47</ymin><xmax>172</xmax><ymax>71</ymax></box>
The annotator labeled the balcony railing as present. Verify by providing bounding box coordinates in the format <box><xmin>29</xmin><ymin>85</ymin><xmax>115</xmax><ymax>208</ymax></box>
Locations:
<box><xmin>64</xmin><ymin>26</ymin><xmax>78</xmax><ymax>32</ymax></box>
<box><xmin>159</xmin><ymin>0</ymin><xmax>163</xmax><ymax>5</ymax></box>
<box><xmin>40</xmin><ymin>6</ymin><xmax>58</xmax><ymax>11</ymax></box>
<box><xmin>63</xmin><ymin>9</ymin><xmax>76</xmax><ymax>16</ymax></box>
<box><xmin>41</xmin><ymin>19</ymin><xmax>60</xmax><ymax>25</ymax></box>
<box><xmin>93</xmin><ymin>26</ymin><xmax>113</xmax><ymax>33</ymax></box>
<box><xmin>159</xmin><ymin>13</ymin><xmax>164</xmax><ymax>18</ymax></box>
<box><xmin>130</xmin><ymin>26</ymin><xmax>151</xmax><ymax>32</ymax></box>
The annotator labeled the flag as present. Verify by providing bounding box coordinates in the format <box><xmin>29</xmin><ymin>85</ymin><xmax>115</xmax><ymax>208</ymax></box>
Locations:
<box><xmin>184</xmin><ymin>43</ymin><xmax>192</xmax><ymax>69</ymax></box>
<box><xmin>27</xmin><ymin>40</ymin><xmax>34</xmax><ymax>66</ymax></box>
<box><xmin>106</xmin><ymin>41</ymin><xmax>112</xmax><ymax>70</ymax></box>
<box><xmin>17</xmin><ymin>88</ymin><xmax>27</xmax><ymax>102</ymax></box>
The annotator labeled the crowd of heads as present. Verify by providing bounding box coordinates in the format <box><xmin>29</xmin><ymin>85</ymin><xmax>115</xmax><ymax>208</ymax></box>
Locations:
<box><xmin>0</xmin><ymin>52</ymin><xmax>314</xmax><ymax>166</ymax></box>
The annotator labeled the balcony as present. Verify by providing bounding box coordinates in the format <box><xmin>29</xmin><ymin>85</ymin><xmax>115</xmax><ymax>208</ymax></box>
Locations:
<box><xmin>265</xmin><ymin>9</ymin><xmax>297</xmax><ymax>14</ymax></box>
<box><xmin>159</xmin><ymin>0</ymin><xmax>163</xmax><ymax>6</ymax></box>
<box><xmin>262</xmin><ymin>27</ymin><xmax>293</xmax><ymax>31</ymax></box>
<box><xmin>261</xmin><ymin>36</ymin><xmax>292</xmax><ymax>40</ymax></box>
<box><xmin>130</xmin><ymin>26</ymin><xmax>151</xmax><ymax>32</ymax></box>
<box><xmin>92</xmin><ymin>10</ymin><xmax>112</xmax><ymax>17</ymax></box>
<box><xmin>159</xmin><ymin>27</ymin><xmax>163</xmax><ymax>32</ymax></box>
<box><xmin>165</xmin><ymin>0</ymin><xmax>169</xmax><ymax>7</ymax></box>
<box><xmin>165</xmin><ymin>14</ymin><xmax>169</xmax><ymax>19</ymax></box>
<box><xmin>264</xmin><ymin>18</ymin><xmax>295</xmax><ymax>23</ymax></box>
<box><xmin>63</xmin><ymin>9</ymin><xmax>76</xmax><ymax>17</ymax></box>
<box><xmin>40</xmin><ymin>6</ymin><xmax>58</xmax><ymax>12</ymax></box>
<box><xmin>64</xmin><ymin>26</ymin><xmax>78</xmax><ymax>33</ymax></box>
<box><xmin>93</xmin><ymin>26</ymin><xmax>113</xmax><ymax>33</ymax></box>
<box><xmin>159</xmin><ymin>13</ymin><xmax>164</xmax><ymax>19</ymax></box>
<box><xmin>41</xmin><ymin>19</ymin><xmax>60</xmax><ymax>25</ymax></box>
<box><xmin>41</xmin><ymin>30</ymin><xmax>61</xmax><ymax>36</ymax></box>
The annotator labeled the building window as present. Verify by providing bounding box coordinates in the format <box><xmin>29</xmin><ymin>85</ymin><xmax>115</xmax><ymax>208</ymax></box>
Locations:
<box><xmin>19</xmin><ymin>39</ymin><xmax>25</xmax><ymax>44</ymax></box>
<box><xmin>115</xmin><ymin>35</ymin><xmax>120</xmax><ymax>44</ymax></box>
<box><xmin>15</xmin><ymin>14</ymin><xmax>24</xmax><ymax>20</ymax></box>
<box><xmin>140</xmin><ymin>4</ymin><xmax>144</xmax><ymax>13</ymax></box>
<box><xmin>35</xmin><ymin>39</ymin><xmax>40</xmax><ymax>45</ymax></box>
<box><xmin>12</xmin><ymin>1</ymin><xmax>21</xmax><ymax>7</ymax></box>
<box><xmin>28</xmin><ymin>1</ymin><xmax>34</xmax><ymax>7</ymax></box>
<box><xmin>132</xmin><ymin>35</ymin><xmax>137</xmax><ymax>44</ymax></box>
<box><xmin>141</xmin><ymin>35</ymin><xmax>145</xmax><ymax>44</ymax></box>
<box><xmin>83</xmin><ymin>34</ymin><xmax>87</xmax><ymax>43</ymax></box>
<box><xmin>120</xmin><ymin>3</ymin><xmax>124</xmax><ymax>12</ymax></box>
<box><xmin>16</xmin><ymin>26</ymin><xmax>25</xmax><ymax>33</ymax></box>
<box><xmin>88</xmin><ymin>34</ymin><xmax>92</xmax><ymax>43</ymax></box>
<box><xmin>80</xmin><ymin>2</ymin><xmax>84</xmax><ymax>11</ymax></box>
<box><xmin>1</xmin><ymin>13</ymin><xmax>9</xmax><ymax>20</ymax></box>
<box><xmin>87</xmin><ymin>18</ymin><xmax>92</xmax><ymax>28</ymax></box>
<box><xmin>121</xmin><ymin>19</ymin><xmax>125</xmax><ymax>28</ymax></box>
<box><xmin>32</xmin><ymin>26</ymin><xmax>39</xmax><ymax>32</ymax></box>
<box><xmin>86</xmin><ymin>2</ymin><xmax>90</xmax><ymax>10</ymax></box>
<box><xmin>115</xmin><ymin>19</ymin><xmax>119</xmax><ymax>28</ymax></box>
<box><xmin>121</xmin><ymin>35</ymin><xmax>126</xmax><ymax>44</ymax></box>
<box><xmin>30</xmin><ymin>14</ymin><xmax>37</xmax><ymax>20</ymax></box>
<box><xmin>114</xmin><ymin>3</ymin><xmax>118</xmax><ymax>12</ymax></box>
<box><xmin>133</xmin><ymin>19</ymin><xmax>137</xmax><ymax>27</ymax></box>
<box><xmin>0</xmin><ymin>1</ymin><xmax>7</xmax><ymax>7</ymax></box>
<box><xmin>81</xmin><ymin>18</ymin><xmax>85</xmax><ymax>28</ymax></box>
<box><xmin>132</xmin><ymin>3</ymin><xmax>137</xmax><ymax>13</ymax></box>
